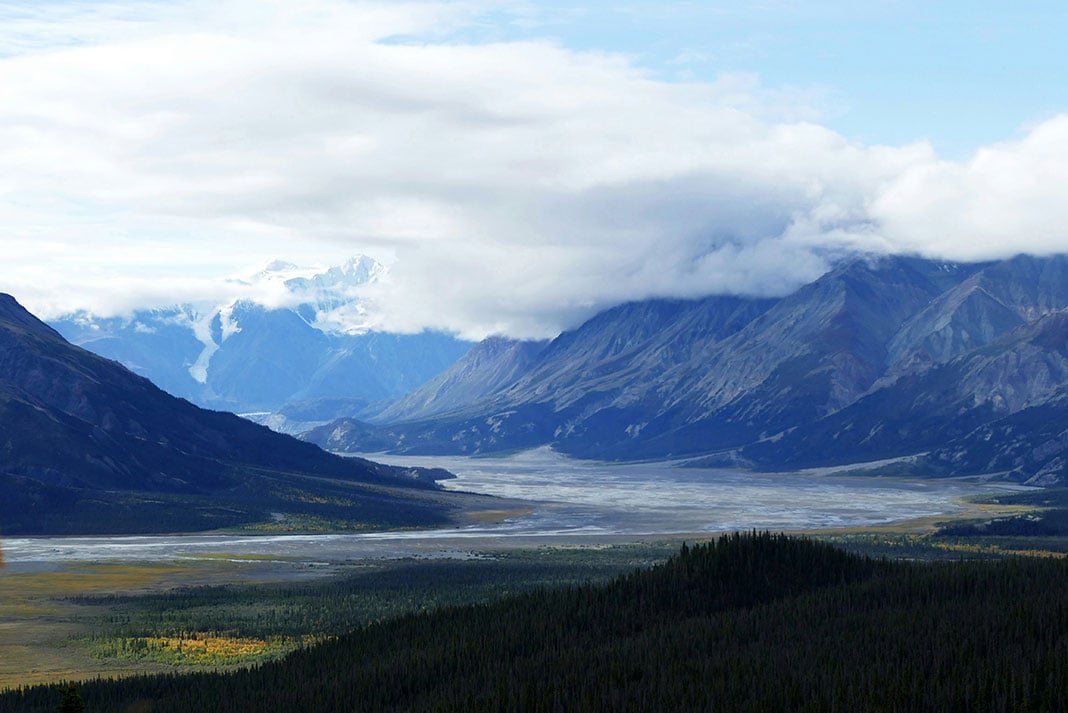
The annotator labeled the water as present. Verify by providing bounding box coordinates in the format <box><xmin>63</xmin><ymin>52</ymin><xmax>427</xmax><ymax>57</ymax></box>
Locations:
<box><xmin>386</xmin><ymin>447</ymin><xmax>1008</xmax><ymax>534</ymax></box>
<box><xmin>2</xmin><ymin>448</ymin><xmax>1015</xmax><ymax>570</ymax></box>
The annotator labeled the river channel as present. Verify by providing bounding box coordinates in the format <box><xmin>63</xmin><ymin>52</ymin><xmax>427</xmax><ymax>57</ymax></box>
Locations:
<box><xmin>2</xmin><ymin>448</ymin><xmax>1015</xmax><ymax>572</ymax></box>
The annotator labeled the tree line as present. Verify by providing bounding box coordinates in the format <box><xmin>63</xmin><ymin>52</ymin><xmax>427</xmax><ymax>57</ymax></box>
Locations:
<box><xmin>3</xmin><ymin>531</ymin><xmax>1066</xmax><ymax>712</ymax></box>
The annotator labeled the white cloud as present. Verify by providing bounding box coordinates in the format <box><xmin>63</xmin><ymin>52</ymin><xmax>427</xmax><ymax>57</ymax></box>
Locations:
<box><xmin>870</xmin><ymin>116</ymin><xmax>1068</xmax><ymax>260</ymax></box>
<box><xmin>0</xmin><ymin>1</ymin><xmax>1067</xmax><ymax>339</ymax></box>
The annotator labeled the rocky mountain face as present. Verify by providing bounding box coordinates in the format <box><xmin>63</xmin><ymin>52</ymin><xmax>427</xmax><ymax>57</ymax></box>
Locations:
<box><xmin>306</xmin><ymin>254</ymin><xmax>1068</xmax><ymax>485</ymax></box>
<box><xmin>0</xmin><ymin>294</ymin><xmax>453</xmax><ymax>535</ymax></box>
<box><xmin>374</xmin><ymin>336</ymin><xmax>551</xmax><ymax>423</ymax></box>
<box><xmin>49</xmin><ymin>257</ymin><xmax>472</xmax><ymax>422</ymax></box>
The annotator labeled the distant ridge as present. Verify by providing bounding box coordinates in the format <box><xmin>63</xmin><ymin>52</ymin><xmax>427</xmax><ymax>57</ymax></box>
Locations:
<box><xmin>307</xmin><ymin>254</ymin><xmax>1068</xmax><ymax>485</ymax></box>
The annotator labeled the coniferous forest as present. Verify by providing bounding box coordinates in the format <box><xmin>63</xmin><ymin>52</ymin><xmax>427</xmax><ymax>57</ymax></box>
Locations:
<box><xmin>2</xmin><ymin>532</ymin><xmax>1067</xmax><ymax>712</ymax></box>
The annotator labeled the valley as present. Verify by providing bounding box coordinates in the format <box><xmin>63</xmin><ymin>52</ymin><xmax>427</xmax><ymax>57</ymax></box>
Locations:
<box><xmin>4</xmin><ymin>528</ymin><xmax>1066</xmax><ymax>711</ymax></box>
<box><xmin>7</xmin><ymin>5</ymin><xmax>1068</xmax><ymax>707</ymax></box>
<box><xmin>4</xmin><ymin>449</ymin><xmax>1018</xmax><ymax>575</ymax></box>
<box><xmin>8</xmin><ymin>254</ymin><xmax>1068</xmax><ymax>701</ymax></box>
<box><xmin>0</xmin><ymin>449</ymin><xmax>1044</xmax><ymax>691</ymax></box>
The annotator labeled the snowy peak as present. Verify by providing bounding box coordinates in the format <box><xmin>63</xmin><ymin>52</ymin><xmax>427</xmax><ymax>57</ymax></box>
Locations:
<box><xmin>260</xmin><ymin>258</ymin><xmax>301</xmax><ymax>274</ymax></box>
<box><xmin>284</xmin><ymin>255</ymin><xmax>386</xmax><ymax>293</ymax></box>
<box><xmin>279</xmin><ymin>256</ymin><xmax>387</xmax><ymax>336</ymax></box>
<box><xmin>222</xmin><ymin>255</ymin><xmax>388</xmax><ymax>335</ymax></box>
<box><xmin>47</xmin><ymin>257</ymin><xmax>472</xmax><ymax>419</ymax></box>
<box><xmin>237</xmin><ymin>255</ymin><xmax>385</xmax><ymax>293</ymax></box>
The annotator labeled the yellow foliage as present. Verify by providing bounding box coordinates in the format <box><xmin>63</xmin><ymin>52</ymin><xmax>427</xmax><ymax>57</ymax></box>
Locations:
<box><xmin>931</xmin><ymin>541</ymin><xmax>1067</xmax><ymax>559</ymax></box>
<box><xmin>111</xmin><ymin>633</ymin><xmax>323</xmax><ymax>665</ymax></box>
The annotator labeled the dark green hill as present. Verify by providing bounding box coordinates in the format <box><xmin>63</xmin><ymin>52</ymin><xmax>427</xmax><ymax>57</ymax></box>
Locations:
<box><xmin>0</xmin><ymin>294</ymin><xmax>451</xmax><ymax>534</ymax></box>
<box><xmin>4</xmin><ymin>532</ymin><xmax>1067</xmax><ymax>712</ymax></box>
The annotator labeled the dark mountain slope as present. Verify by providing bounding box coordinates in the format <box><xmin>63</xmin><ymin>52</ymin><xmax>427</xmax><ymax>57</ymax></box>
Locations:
<box><xmin>567</xmin><ymin>258</ymin><xmax>974</xmax><ymax>459</ymax></box>
<box><xmin>676</xmin><ymin>257</ymin><xmax>979</xmax><ymax>426</ymax></box>
<box><xmin>0</xmin><ymin>294</ymin><xmax>451</xmax><ymax>535</ymax></box>
<box><xmin>926</xmin><ymin>392</ymin><xmax>1068</xmax><ymax>486</ymax></box>
<box><xmin>884</xmin><ymin>254</ymin><xmax>1068</xmax><ymax>375</ymax></box>
<box><xmin>309</xmin><ymin>295</ymin><xmax>777</xmax><ymax>457</ymax></box>
<box><xmin>310</xmin><ymin>257</ymin><xmax>979</xmax><ymax>459</ymax></box>
<box><xmin>499</xmin><ymin>295</ymin><xmax>775</xmax><ymax>410</ymax></box>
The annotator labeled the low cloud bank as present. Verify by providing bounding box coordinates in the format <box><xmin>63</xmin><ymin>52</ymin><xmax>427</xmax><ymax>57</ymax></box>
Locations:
<box><xmin>2</xmin><ymin>1</ymin><xmax>1066</xmax><ymax>338</ymax></box>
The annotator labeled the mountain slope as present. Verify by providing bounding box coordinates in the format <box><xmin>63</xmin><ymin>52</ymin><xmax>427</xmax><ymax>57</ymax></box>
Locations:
<box><xmin>0</xmin><ymin>294</ymin><xmax>453</xmax><ymax>535</ymax></box>
<box><xmin>309</xmin><ymin>258</ymin><xmax>973</xmax><ymax>457</ymax></box>
<box><xmin>884</xmin><ymin>253</ymin><xmax>1068</xmax><ymax>375</ymax></box>
<box><xmin>374</xmin><ymin>336</ymin><xmax>550</xmax><ymax>423</ymax></box>
<box><xmin>309</xmin><ymin>295</ymin><xmax>778</xmax><ymax>457</ymax></box>
<box><xmin>926</xmin><ymin>391</ymin><xmax>1068</xmax><ymax>486</ymax></box>
<box><xmin>746</xmin><ymin>308</ymin><xmax>1068</xmax><ymax>482</ymax></box>
<box><xmin>306</xmin><ymin>254</ymin><xmax>1068</xmax><ymax>483</ymax></box>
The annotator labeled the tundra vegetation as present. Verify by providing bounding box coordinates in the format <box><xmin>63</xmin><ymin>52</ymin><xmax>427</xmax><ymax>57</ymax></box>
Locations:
<box><xmin>2</xmin><ymin>527</ymin><xmax>1067</xmax><ymax>712</ymax></box>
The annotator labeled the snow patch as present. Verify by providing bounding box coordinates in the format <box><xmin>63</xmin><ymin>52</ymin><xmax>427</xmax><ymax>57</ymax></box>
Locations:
<box><xmin>217</xmin><ymin>302</ymin><xmax>242</xmax><ymax>341</ymax></box>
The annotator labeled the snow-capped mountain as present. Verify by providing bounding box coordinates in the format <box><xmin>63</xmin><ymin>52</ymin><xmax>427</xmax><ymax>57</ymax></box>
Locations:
<box><xmin>229</xmin><ymin>255</ymin><xmax>388</xmax><ymax>335</ymax></box>
<box><xmin>49</xmin><ymin>257</ymin><xmax>472</xmax><ymax>422</ymax></box>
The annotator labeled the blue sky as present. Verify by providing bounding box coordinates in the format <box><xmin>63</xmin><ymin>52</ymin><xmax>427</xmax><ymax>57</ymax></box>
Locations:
<box><xmin>449</xmin><ymin>1</ymin><xmax>1068</xmax><ymax>156</ymax></box>
<box><xmin>1</xmin><ymin>1</ymin><xmax>1067</xmax><ymax>338</ymax></box>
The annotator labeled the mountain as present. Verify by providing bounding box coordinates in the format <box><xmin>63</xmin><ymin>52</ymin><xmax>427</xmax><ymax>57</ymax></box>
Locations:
<box><xmin>374</xmin><ymin>336</ymin><xmax>550</xmax><ymax>423</ymax></box>
<box><xmin>747</xmin><ymin>306</ymin><xmax>1068</xmax><ymax>483</ymax></box>
<box><xmin>308</xmin><ymin>294</ymin><xmax>779</xmax><ymax>457</ymax></box>
<box><xmin>49</xmin><ymin>257</ymin><xmax>472</xmax><ymax>421</ymax></box>
<box><xmin>0</xmin><ymin>294</ymin><xmax>455</xmax><ymax>535</ymax></box>
<box><xmin>305</xmin><ymin>254</ymin><xmax>1068</xmax><ymax>484</ymax></box>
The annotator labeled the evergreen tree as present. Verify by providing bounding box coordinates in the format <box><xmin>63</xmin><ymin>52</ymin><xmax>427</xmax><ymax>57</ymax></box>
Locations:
<box><xmin>57</xmin><ymin>685</ymin><xmax>84</xmax><ymax>713</ymax></box>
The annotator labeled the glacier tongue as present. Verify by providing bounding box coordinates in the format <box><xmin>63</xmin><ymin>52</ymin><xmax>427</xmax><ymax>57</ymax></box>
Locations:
<box><xmin>182</xmin><ymin>307</ymin><xmax>221</xmax><ymax>385</ymax></box>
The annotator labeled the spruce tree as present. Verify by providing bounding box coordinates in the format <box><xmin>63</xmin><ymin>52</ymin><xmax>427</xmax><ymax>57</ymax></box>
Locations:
<box><xmin>57</xmin><ymin>685</ymin><xmax>84</xmax><ymax>713</ymax></box>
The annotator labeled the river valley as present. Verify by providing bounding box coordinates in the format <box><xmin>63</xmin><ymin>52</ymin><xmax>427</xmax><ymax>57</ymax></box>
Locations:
<box><xmin>3</xmin><ymin>448</ymin><xmax>1017</xmax><ymax>573</ymax></box>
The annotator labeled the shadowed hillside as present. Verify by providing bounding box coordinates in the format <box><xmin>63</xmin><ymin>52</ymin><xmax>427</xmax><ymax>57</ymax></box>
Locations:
<box><xmin>0</xmin><ymin>294</ymin><xmax>453</xmax><ymax>535</ymax></box>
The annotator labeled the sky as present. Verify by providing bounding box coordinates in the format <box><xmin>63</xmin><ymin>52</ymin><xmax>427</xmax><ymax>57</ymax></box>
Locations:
<box><xmin>2</xmin><ymin>0</ymin><xmax>1068</xmax><ymax>339</ymax></box>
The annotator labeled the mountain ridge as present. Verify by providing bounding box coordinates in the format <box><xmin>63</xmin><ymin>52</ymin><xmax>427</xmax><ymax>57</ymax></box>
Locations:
<box><xmin>305</xmin><ymin>253</ymin><xmax>1068</xmax><ymax>485</ymax></box>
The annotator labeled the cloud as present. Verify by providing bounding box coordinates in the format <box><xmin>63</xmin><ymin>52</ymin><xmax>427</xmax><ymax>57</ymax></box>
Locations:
<box><xmin>870</xmin><ymin>116</ymin><xmax>1068</xmax><ymax>260</ymax></box>
<box><xmin>0</xmin><ymin>1</ymin><xmax>1067</xmax><ymax>339</ymax></box>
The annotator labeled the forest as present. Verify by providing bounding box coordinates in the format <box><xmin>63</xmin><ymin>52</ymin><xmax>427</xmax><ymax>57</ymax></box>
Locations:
<box><xmin>2</xmin><ymin>531</ymin><xmax>1066</xmax><ymax>712</ymax></box>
